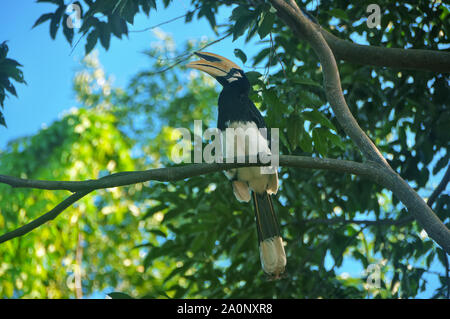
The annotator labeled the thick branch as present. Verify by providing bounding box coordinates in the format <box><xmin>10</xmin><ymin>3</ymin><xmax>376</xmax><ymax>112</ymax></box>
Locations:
<box><xmin>1</xmin><ymin>154</ymin><xmax>449</xmax><ymax>251</ymax></box>
<box><xmin>1</xmin><ymin>156</ymin><xmax>385</xmax><ymax>243</ymax></box>
<box><xmin>0</xmin><ymin>155</ymin><xmax>382</xmax><ymax>192</ymax></box>
<box><xmin>270</xmin><ymin>0</ymin><xmax>450</xmax><ymax>253</ymax></box>
<box><xmin>272</xmin><ymin>0</ymin><xmax>389</xmax><ymax>166</ymax></box>
<box><xmin>320</xmin><ymin>29</ymin><xmax>450</xmax><ymax>73</ymax></box>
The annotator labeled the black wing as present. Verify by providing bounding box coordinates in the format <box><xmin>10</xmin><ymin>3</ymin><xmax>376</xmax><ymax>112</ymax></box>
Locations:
<box><xmin>247</xmin><ymin>98</ymin><xmax>272</xmax><ymax>148</ymax></box>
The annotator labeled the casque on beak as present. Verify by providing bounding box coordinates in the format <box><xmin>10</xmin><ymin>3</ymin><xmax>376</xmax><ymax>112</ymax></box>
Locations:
<box><xmin>186</xmin><ymin>51</ymin><xmax>242</xmax><ymax>78</ymax></box>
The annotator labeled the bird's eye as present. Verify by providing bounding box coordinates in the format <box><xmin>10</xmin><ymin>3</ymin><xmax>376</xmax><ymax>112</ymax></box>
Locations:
<box><xmin>226</xmin><ymin>69</ymin><xmax>243</xmax><ymax>83</ymax></box>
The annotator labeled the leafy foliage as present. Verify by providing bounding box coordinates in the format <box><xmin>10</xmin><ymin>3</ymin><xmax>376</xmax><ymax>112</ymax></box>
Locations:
<box><xmin>0</xmin><ymin>41</ymin><xmax>26</xmax><ymax>127</ymax></box>
<box><xmin>32</xmin><ymin>0</ymin><xmax>182</xmax><ymax>55</ymax></box>
<box><xmin>1</xmin><ymin>0</ymin><xmax>449</xmax><ymax>298</ymax></box>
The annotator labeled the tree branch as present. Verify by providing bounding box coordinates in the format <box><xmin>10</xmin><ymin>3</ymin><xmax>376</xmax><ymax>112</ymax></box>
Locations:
<box><xmin>269</xmin><ymin>0</ymin><xmax>450</xmax><ymax>253</ymax></box>
<box><xmin>0</xmin><ymin>190</ymin><xmax>92</xmax><ymax>244</ymax></box>
<box><xmin>427</xmin><ymin>164</ymin><xmax>450</xmax><ymax>208</ymax></box>
<box><xmin>0</xmin><ymin>155</ymin><xmax>383</xmax><ymax>192</ymax></box>
<box><xmin>284</xmin><ymin>0</ymin><xmax>450</xmax><ymax>73</ymax></box>
<box><xmin>304</xmin><ymin>216</ymin><xmax>413</xmax><ymax>226</ymax></box>
<box><xmin>0</xmin><ymin>155</ymin><xmax>387</xmax><ymax>244</ymax></box>
<box><xmin>141</xmin><ymin>32</ymin><xmax>231</xmax><ymax>76</ymax></box>
<box><xmin>272</xmin><ymin>0</ymin><xmax>389</xmax><ymax>166</ymax></box>
<box><xmin>129</xmin><ymin>9</ymin><xmax>198</xmax><ymax>33</ymax></box>
<box><xmin>1</xmin><ymin>154</ymin><xmax>449</xmax><ymax>251</ymax></box>
<box><xmin>320</xmin><ymin>29</ymin><xmax>450</xmax><ymax>73</ymax></box>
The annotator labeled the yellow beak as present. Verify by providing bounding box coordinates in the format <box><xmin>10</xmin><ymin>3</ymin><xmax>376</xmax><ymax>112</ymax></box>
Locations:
<box><xmin>186</xmin><ymin>51</ymin><xmax>242</xmax><ymax>78</ymax></box>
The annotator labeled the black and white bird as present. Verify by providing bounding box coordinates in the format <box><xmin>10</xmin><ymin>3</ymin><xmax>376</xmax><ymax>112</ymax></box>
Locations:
<box><xmin>187</xmin><ymin>52</ymin><xmax>286</xmax><ymax>278</ymax></box>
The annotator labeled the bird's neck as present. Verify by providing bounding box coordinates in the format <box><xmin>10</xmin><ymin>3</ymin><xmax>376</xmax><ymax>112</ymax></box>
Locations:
<box><xmin>218</xmin><ymin>85</ymin><xmax>251</xmax><ymax>130</ymax></box>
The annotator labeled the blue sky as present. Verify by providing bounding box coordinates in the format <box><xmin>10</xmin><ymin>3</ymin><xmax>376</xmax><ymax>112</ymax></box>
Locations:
<box><xmin>0</xmin><ymin>1</ymin><xmax>446</xmax><ymax>298</ymax></box>
<box><xmin>0</xmin><ymin>0</ymin><xmax>261</xmax><ymax>148</ymax></box>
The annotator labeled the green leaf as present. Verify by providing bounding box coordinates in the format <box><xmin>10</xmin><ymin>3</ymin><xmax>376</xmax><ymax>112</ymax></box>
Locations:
<box><xmin>50</xmin><ymin>15</ymin><xmax>59</xmax><ymax>39</ymax></box>
<box><xmin>231</xmin><ymin>6</ymin><xmax>256</xmax><ymax>41</ymax></box>
<box><xmin>245</xmin><ymin>71</ymin><xmax>263</xmax><ymax>86</ymax></box>
<box><xmin>140</xmin><ymin>0</ymin><xmax>151</xmax><ymax>15</ymax></box>
<box><xmin>317</xmin><ymin>127</ymin><xmax>345</xmax><ymax>150</ymax></box>
<box><xmin>230</xmin><ymin>231</ymin><xmax>251</xmax><ymax>256</ymax></box>
<box><xmin>109</xmin><ymin>15</ymin><xmax>128</xmax><ymax>39</ymax></box>
<box><xmin>32</xmin><ymin>13</ymin><xmax>54</xmax><ymax>29</ymax></box>
<box><xmin>143</xmin><ymin>203</ymin><xmax>168</xmax><ymax>219</ymax></box>
<box><xmin>294</xmin><ymin>77</ymin><xmax>322</xmax><ymax>88</ymax></box>
<box><xmin>0</xmin><ymin>90</ymin><xmax>5</xmax><ymax>107</ymax></box>
<box><xmin>328</xmin><ymin>8</ymin><xmax>349</xmax><ymax>21</ymax></box>
<box><xmin>233</xmin><ymin>48</ymin><xmax>247</xmax><ymax>64</ymax></box>
<box><xmin>252</xmin><ymin>47</ymin><xmax>270</xmax><ymax>66</ymax></box>
<box><xmin>312</xmin><ymin>127</ymin><xmax>328</xmax><ymax>156</ymax></box>
<box><xmin>298</xmin><ymin>127</ymin><xmax>313</xmax><ymax>153</ymax></box>
<box><xmin>0</xmin><ymin>41</ymin><xmax>8</xmax><ymax>60</ymax></box>
<box><xmin>85</xmin><ymin>30</ymin><xmax>98</xmax><ymax>54</ymax></box>
<box><xmin>327</xmin><ymin>133</ymin><xmax>345</xmax><ymax>150</ymax></box>
<box><xmin>0</xmin><ymin>112</ymin><xmax>6</xmax><ymax>127</ymax></box>
<box><xmin>49</xmin><ymin>5</ymin><xmax>65</xmax><ymax>39</ymax></box>
<box><xmin>258</xmin><ymin>12</ymin><xmax>275</xmax><ymax>39</ymax></box>
<box><xmin>185</xmin><ymin>10</ymin><xmax>194</xmax><ymax>23</ymax></box>
<box><xmin>0</xmin><ymin>58</ymin><xmax>22</xmax><ymax>68</ymax></box>
<box><xmin>149</xmin><ymin>229</ymin><xmax>167</xmax><ymax>238</ymax></box>
<box><xmin>120</xmin><ymin>0</ymin><xmax>138</xmax><ymax>24</ymax></box>
<box><xmin>433</xmin><ymin>154</ymin><xmax>448</xmax><ymax>175</ymax></box>
<box><xmin>301</xmin><ymin>109</ymin><xmax>336</xmax><ymax>130</ymax></box>
<box><xmin>262</xmin><ymin>88</ymin><xmax>285</xmax><ymax>112</ymax></box>
<box><xmin>4</xmin><ymin>80</ymin><xmax>17</xmax><ymax>97</ymax></box>
<box><xmin>98</xmin><ymin>22</ymin><xmax>111</xmax><ymax>50</ymax></box>
<box><xmin>7</xmin><ymin>68</ymin><xmax>26</xmax><ymax>84</ymax></box>
<box><xmin>287</xmin><ymin>114</ymin><xmax>302</xmax><ymax>151</ymax></box>
<box><xmin>298</xmin><ymin>91</ymin><xmax>324</xmax><ymax>108</ymax></box>
<box><xmin>62</xmin><ymin>14</ymin><xmax>74</xmax><ymax>44</ymax></box>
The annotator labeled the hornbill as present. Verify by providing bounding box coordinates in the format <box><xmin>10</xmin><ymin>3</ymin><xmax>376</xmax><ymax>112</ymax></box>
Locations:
<box><xmin>187</xmin><ymin>52</ymin><xmax>286</xmax><ymax>279</ymax></box>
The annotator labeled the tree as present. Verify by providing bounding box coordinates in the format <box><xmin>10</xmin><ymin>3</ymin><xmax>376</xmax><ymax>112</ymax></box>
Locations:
<box><xmin>0</xmin><ymin>41</ymin><xmax>26</xmax><ymax>127</ymax></box>
<box><xmin>0</xmin><ymin>0</ymin><xmax>449</xmax><ymax>298</ymax></box>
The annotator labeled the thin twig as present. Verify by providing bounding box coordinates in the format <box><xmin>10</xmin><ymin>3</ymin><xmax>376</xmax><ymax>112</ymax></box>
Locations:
<box><xmin>0</xmin><ymin>190</ymin><xmax>92</xmax><ymax>244</ymax></box>
<box><xmin>69</xmin><ymin>30</ymin><xmax>89</xmax><ymax>56</ymax></box>
<box><xmin>270</xmin><ymin>32</ymin><xmax>287</xmax><ymax>78</ymax></box>
<box><xmin>129</xmin><ymin>10</ymin><xmax>196</xmax><ymax>33</ymax></box>
<box><xmin>303</xmin><ymin>216</ymin><xmax>413</xmax><ymax>226</ymax></box>
<box><xmin>264</xmin><ymin>32</ymin><xmax>274</xmax><ymax>84</ymax></box>
<box><xmin>427</xmin><ymin>164</ymin><xmax>450</xmax><ymax>208</ymax></box>
<box><xmin>142</xmin><ymin>32</ymin><xmax>232</xmax><ymax>76</ymax></box>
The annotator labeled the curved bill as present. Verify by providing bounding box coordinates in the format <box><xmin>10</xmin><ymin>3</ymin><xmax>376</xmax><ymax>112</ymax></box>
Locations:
<box><xmin>186</xmin><ymin>51</ymin><xmax>242</xmax><ymax>78</ymax></box>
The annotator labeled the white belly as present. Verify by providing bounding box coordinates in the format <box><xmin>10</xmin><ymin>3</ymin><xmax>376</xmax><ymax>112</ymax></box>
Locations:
<box><xmin>222</xmin><ymin>121</ymin><xmax>278</xmax><ymax>195</ymax></box>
